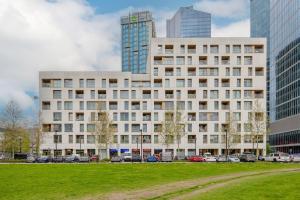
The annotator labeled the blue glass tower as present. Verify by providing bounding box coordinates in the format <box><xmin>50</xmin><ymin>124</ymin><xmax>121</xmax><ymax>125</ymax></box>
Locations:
<box><xmin>167</xmin><ymin>6</ymin><xmax>211</xmax><ymax>38</ymax></box>
<box><xmin>251</xmin><ymin>0</ymin><xmax>300</xmax><ymax>153</ymax></box>
<box><xmin>250</xmin><ymin>0</ymin><xmax>270</xmax><ymax>116</ymax></box>
<box><xmin>121</xmin><ymin>11</ymin><xmax>156</xmax><ymax>74</ymax></box>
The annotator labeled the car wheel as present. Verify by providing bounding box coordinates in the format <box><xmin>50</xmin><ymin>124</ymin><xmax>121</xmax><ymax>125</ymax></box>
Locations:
<box><xmin>273</xmin><ymin>158</ymin><xmax>277</xmax><ymax>162</ymax></box>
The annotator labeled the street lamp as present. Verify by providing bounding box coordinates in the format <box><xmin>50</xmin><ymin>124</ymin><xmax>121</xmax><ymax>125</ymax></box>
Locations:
<box><xmin>194</xmin><ymin>137</ymin><xmax>197</xmax><ymax>156</ymax></box>
<box><xmin>225</xmin><ymin>128</ymin><xmax>228</xmax><ymax>162</ymax></box>
<box><xmin>140</xmin><ymin>129</ymin><xmax>143</xmax><ymax>162</ymax></box>
<box><xmin>18</xmin><ymin>136</ymin><xmax>22</xmax><ymax>153</ymax></box>
<box><xmin>54</xmin><ymin>130</ymin><xmax>58</xmax><ymax>159</ymax></box>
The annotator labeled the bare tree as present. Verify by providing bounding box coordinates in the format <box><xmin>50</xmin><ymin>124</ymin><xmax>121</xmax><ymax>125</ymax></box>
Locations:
<box><xmin>223</xmin><ymin>111</ymin><xmax>239</xmax><ymax>156</ymax></box>
<box><xmin>248</xmin><ymin>100</ymin><xmax>268</xmax><ymax>156</ymax></box>
<box><xmin>0</xmin><ymin>100</ymin><xmax>23</xmax><ymax>129</ymax></box>
<box><xmin>160</xmin><ymin>106</ymin><xmax>186</xmax><ymax>157</ymax></box>
<box><xmin>92</xmin><ymin>104</ymin><xmax>114</xmax><ymax>159</ymax></box>
<box><xmin>0</xmin><ymin>100</ymin><xmax>29</xmax><ymax>158</ymax></box>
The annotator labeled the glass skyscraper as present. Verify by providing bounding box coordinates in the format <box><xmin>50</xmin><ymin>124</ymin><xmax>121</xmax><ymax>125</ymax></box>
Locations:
<box><xmin>166</xmin><ymin>6</ymin><xmax>211</xmax><ymax>38</ymax></box>
<box><xmin>250</xmin><ymin>0</ymin><xmax>270</xmax><ymax>116</ymax></box>
<box><xmin>121</xmin><ymin>11</ymin><xmax>156</xmax><ymax>74</ymax></box>
<box><xmin>251</xmin><ymin>0</ymin><xmax>300</xmax><ymax>153</ymax></box>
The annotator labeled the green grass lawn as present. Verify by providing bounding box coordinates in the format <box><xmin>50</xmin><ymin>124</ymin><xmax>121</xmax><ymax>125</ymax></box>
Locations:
<box><xmin>0</xmin><ymin>163</ymin><xmax>299</xmax><ymax>200</ymax></box>
<box><xmin>190</xmin><ymin>171</ymin><xmax>300</xmax><ymax>200</ymax></box>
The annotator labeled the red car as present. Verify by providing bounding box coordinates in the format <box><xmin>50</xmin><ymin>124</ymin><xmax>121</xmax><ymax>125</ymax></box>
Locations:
<box><xmin>188</xmin><ymin>156</ymin><xmax>206</xmax><ymax>162</ymax></box>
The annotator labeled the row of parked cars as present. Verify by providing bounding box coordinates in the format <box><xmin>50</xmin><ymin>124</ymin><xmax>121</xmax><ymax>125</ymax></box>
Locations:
<box><xmin>23</xmin><ymin>152</ymin><xmax>300</xmax><ymax>163</ymax></box>
<box><xmin>26</xmin><ymin>154</ymin><xmax>91</xmax><ymax>163</ymax></box>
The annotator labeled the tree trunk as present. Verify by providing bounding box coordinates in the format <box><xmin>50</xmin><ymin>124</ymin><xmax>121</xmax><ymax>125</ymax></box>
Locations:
<box><xmin>106</xmin><ymin>143</ymin><xmax>109</xmax><ymax>159</ymax></box>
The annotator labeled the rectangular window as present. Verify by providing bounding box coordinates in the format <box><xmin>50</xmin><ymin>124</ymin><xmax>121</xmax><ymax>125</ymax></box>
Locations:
<box><xmin>86</xmin><ymin>79</ymin><xmax>95</xmax><ymax>88</ymax></box>
<box><xmin>64</xmin><ymin>101</ymin><xmax>73</xmax><ymax>110</ymax></box>
<box><xmin>53</xmin><ymin>112</ymin><xmax>62</xmax><ymax>121</ymax></box>
<box><xmin>64</xmin><ymin>124</ymin><xmax>73</xmax><ymax>132</ymax></box>
<box><xmin>53</xmin><ymin>90</ymin><xmax>61</xmax><ymax>99</ymax></box>
<box><xmin>64</xmin><ymin>79</ymin><xmax>73</xmax><ymax>88</ymax></box>
<box><xmin>87</xmin><ymin>135</ymin><xmax>95</xmax><ymax>144</ymax></box>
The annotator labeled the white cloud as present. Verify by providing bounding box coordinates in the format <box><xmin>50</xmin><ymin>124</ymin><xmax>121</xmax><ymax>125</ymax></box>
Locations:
<box><xmin>0</xmin><ymin>0</ymin><xmax>123</xmax><ymax>109</ymax></box>
<box><xmin>194</xmin><ymin>0</ymin><xmax>249</xmax><ymax>18</ymax></box>
<box><xmin>212</xmin><ymin>19</ymin><xmax>250</xmax><ymax>37</ymax></box>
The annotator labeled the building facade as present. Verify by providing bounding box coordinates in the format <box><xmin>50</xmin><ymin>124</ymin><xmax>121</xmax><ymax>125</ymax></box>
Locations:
<box><xmin>39</xmin><ymin>38</ymin><xmax>267</xmax><ymax>158</ymax></box>
<box><xmin>167</xmin><ymin>6</ymin><xmax>211</xmax><ymax>38</ymax></box>
<box><xmin>121</xmin><ymin>11</ymin><xmax>156</xmax><ymax>74</ymax></box>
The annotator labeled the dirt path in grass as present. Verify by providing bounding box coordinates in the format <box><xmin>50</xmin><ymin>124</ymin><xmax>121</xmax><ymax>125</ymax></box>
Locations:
<box><xmin>82</xmin><ymin>168</ymin><xmax>300</xmax><ymax>200</ymax></box>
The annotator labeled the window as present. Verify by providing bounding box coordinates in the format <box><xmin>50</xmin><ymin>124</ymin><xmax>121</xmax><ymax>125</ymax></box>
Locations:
<box><xmin>131</xmin><ymin>90</ymin><xmax>136</xmax><ymax>99</ymax></box>
<box><xmin>53</xmin><ymin>90</ymin><xmax>61</xmax><ymax>99</ymax></box>
<box><xmin>165</xmin><ymin>79</ymin><xmax>170</xmax><ymax>87</ymax></box>
<box><xmin>64</xmin><ymin>124</ymin><xmax>73</xmax><ymax>132</ymax></box>
<box><xmin>210</xmin><ymin>135</ymin><xmax>219</xmax><ymax>144</ymax></box>
<box><xmin>154</xmin><ymin>135</ymin><xmax>159</xmax><ymax>144</ymax></box>
<box><xmin>233</xmin><ymin>90</ymin><xmax>241</xmax><ymax>99</ymax></box>
<box><xmin>203</xmin><ymin>135</ymin><xmax>207</xmax><ymax>144</ymax></box>
<box><xmin>120</xmin><ymin>113</ymin><xmax>129</xmax><ymax>121</ymax></box>
<box><xmin>64</xmin><ymin>79</ymin><xmax>73</xmax><ymax>88</ymax></box>
<box><xmin>120</xmin><ymin>135</ymin><xmax>129</xmax><ymax>144</ymax></box>
<box><xmin>42</xmin><ymin>102</ymin><xmax>50</xmax><ymax>110</ymax></box>
<box><xmin>53</xmin><ymin>112</ymin><xmax>62</xmax><ymax>121</ymax></box>
<box><xmin>233</xmin><ymin>68</ymin><xmax>241</xmax><ymax>76</ymax></box>
<box><xmin>57</xmin><ymin>101</ymin><xmax>62</xmax><ymax>110</ymax></box>
<box><xmin>244</xmin><ymin>79</ymin><xmax>253</xmax><ymax>87</ymax></box>
<box><xmin>131</xmin><ymin>112</ymin><xmax>136</xmax><ymax>121</ymax></box>
<box><xmin>113</xmin><ymin>112</ymin><xmax>118</xmax><ymax>121</ymax></box>
<box><xmin>113</xmin><ymin>90</ymin><xmax>118</xmax><ymax>99</ymax></box>
<box><xmin>79</xmin><ymin>101</ymin><xmax>84</xmax><ymax>110</ymax></box>
<box><xmin>154</xmin><ymin>112</ymin><xmax>158</xmax><ymax>121</ymax></box>
<box><xmin>124</xmin><ymin>79</ymin><xmax>129</xmax><ymax>88</ymax></box>
<box><xmin>153</xmin><ymin>68</ymin><xmax>158</xmax><ymax>76</ymax></box>
<box><xmin>64</xmin><ymin>101</ymin><xmax>73</xmax><ymax>110</ymax></box>
<box><xmin>210</xmin><ymin>90</ymin><xmax>219</xmax><ymax>99</ymax></box>
<box><xmin>79</xmin><ymin>79</ymin><xmax>84</xmax><ymax>88</ymax></box>
<box><xmin>101</xmin><ymin>79</ymin><xmax>106</xmax><ymax>88</ymax></box>
<box><xmin>76</xmin><ymin>135</ymin><xmax>84</xmax><ymax>144</ymax></box>
<box><xmin>68</xmin><ymin>90</ymin><xmax>73</xmax><ymax>99</ymax></box>
<box><xmin>124</xmin><ymin>124</ymin><xmax>129</xmax><ymax>132</ymax></box>
<box><xmin>80</xmin><ymin>124</ymin><xmax>84</xmax><ymax>132</ymax></box>
<box><xmin>53</xmin><ymin>79</ymin><xmax>61</xmax><ymax>88</ymax></box>
<box><xmin>233</xmin><ymin>45</ymin><xmax>241</xmax><ymax>53</ymax></box>
<box><xmin>90</xmin><ymin>90</ymin><xmax>95</xmax><ymax>99</ymax></box>
<box><xmin>87</xmin><ymin>124</ymin><xmax>95</xmax><ymax>132</ymax></box>
<box><xmin>87</xmin><ymin>135</ymin><xmax>95</xmax><ymax>144</ymax></box>
<box><xmin>86</xmin><ymin>79</ymin><xmax>95</xmax><ymax>88</ymax></box>
<box><xmin>244</xmin><ymin>101</ymin><xmax>252</xmax><ymax>110</ymax></box>
<box><xmin>53</xmin><ymin>135</ymin><xmax>62</xmax><ymax>143</ymax></box>
<box><xmin>120</xmin><ymin>90</ymin><xmax>129</xmax><ymax>99</ymax></box>
<box><xmin>176</xmin><ymin>79</ymin><xmax>185</xmax><ymax>87</ymax></box>
<box><xmin>68</xmin><ymin>135</ymin><xmax>73</xmax><ymax>144</ymax></box>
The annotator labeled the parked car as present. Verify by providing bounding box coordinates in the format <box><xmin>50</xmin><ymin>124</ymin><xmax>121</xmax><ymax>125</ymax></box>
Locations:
<box><xmin>132</xmin><ymin>155</ymin><xmax>142</xmax><ymax>162</ymax></box>
<box><xmin>239</xmin><ymin>153</ymin><xmax>256</xmax><ymax>162</ymax></box>
<box><xmin>203</xmin><ymin>153</ymin><xmax>217</xmax><ymax>162</ymax></box>
<box><xmin>0</xmin><ymin>154</ymin><xmax>5</xmax><ymax>160</ymax></box>
<box><xmin>65</xmin><ymin>155</ymin><xmax>80</xmax><ymax>163</ymax></box>
<box><xmin>36</xmin><ymin>156</ymin><xmax>50</xmax><ymax>163</ymax></box>
<box><xmin>90</xmin><ymin>155</ymin><xmax>99</xmax><ymax>162</ymax></box>
<box><xmin>52</xmin><ymin>156</ymin><xmax>64</xmax><ymax>163</ymax></box>
<box><xmin>161</xmin><ymin>152</ymin><xmax>173</xmax><ymax>162</ymax></box>
<box><xmin>228</xmin><ymin>155</ymin><xmax>240</xmax><ymax>162</ymax></box>
<box><xmin>79</xmin><ymin>156</ymin><xmax>90</xmax><ymax>163</ymax></box>
<box><xmin>188</xmin><ymin>156</ymin><xmax>206</xmax><ymax>162</ymax></box>
<box><xmin>216</xmin><ymin>155</ymin><xmax>227</xmax><ymax>162</ymax></box>
<box><xmin>122</xmin><ymin>153</ymin><xmax>132</xmax><ymax>162</ymax></box>
<box><xmin>146</xmin><ymin>155</ymin><xmax>158</xmax><ymax>162</ymax></box>
<box><xmin>264</xmin><ymin>153</ymin><xmax>290</xmax><ymax>162</ymax></box>
<box><xmin>290</xmin><ymin>154</ymin><xmax>300</xmax><ymax>162</ymax></box>
<box><xmin>109</xmin><ymin>156</ymin><xmax>121</xmax><ymax>162</ymax></box>
<box><xmin>26</xmin><ymin>155</ymin><xmax>36</xmax><ymax>163</ymax></box>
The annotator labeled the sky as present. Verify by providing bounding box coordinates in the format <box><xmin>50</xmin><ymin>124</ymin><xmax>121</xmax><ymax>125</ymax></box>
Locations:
<box><xmin>0</xmin><ymin>0</ymin><xmax>250</xmax><ymax>116</ymax></box>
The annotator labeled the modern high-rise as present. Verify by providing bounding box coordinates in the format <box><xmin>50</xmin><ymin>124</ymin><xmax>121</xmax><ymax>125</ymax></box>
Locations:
<box><xmin>250</xmin><ymin>0</ymin><xmax>300</xmax><ymax>153</ymax></box>
<box><xmin>250</xmin><ymin>0</ymin><xmax>270</xmax><ymax>115</ymax></box>
<box><xmin>121</xmin><ymin>11</ymin><xmax>156</xmax><ymax>74</ymax></box>
<box><xmin>39</xmin><ymin>37</ymin><xmax>267</xmax><ymax>158</ymax></box>
<box><xmin>167</xmin><ymin>6</ymin><xmax>211</xmax><ymax>38</ymax></box>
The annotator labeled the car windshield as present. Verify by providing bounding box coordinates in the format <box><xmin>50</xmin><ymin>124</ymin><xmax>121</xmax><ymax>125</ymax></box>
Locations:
<box><xmin>123</xmin><ymin>153</ymin><xmax>131</xmax><ymax>156</ymax></box>
<box><xmin>280</xmin><ymin>153</ymin><xmax>289</xmax><ymax>157</ymax></box>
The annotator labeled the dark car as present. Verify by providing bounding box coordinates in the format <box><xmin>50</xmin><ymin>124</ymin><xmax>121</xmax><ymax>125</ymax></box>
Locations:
<box><xmin>52</xmin><ymin>156</ymin><xmax>65</xmax><ymax>163</ymax></box>
<box><xmin>111</xmin><ymin>156</ymin><xmax>122</xmax><ymax>162</ymax></box>
<box><xmin>26</xmin><ymin>155</ymin><xmax>37</xmax><ymax>163</ymax></box>
<box><xmin>132</xmin><ymin>155</ymin><xmax>142</xmax><ymax>162</ymax></box>
<box><xmin>146</xmin><ymin>156</ymin><xmax>158</xmax><ymax>162</ymax></box>
<box><xmin>36</xmin><ymin>156</ymin><xmax>50</xmax><ymax>163</ymax></box>
<box><xmin>239</xmin><ymin>153</ymin><xmax>256</xmax><ymax>162</ymax></box>
<box><xmin>188</xmin><ymin>156</ymin><xmax>206</xmax><ymax>162</ymax></box>
<box><xmin>65</xmin><ymin>155</ymin><xmax>80</xmax><ymax>163</ymax></box>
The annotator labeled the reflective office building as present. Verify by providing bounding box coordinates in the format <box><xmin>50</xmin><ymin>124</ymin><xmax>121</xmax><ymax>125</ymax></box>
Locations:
<box><xmin>167</xmin><ymin>6</ymin><xmax>211</xmax><ymax>38</ymax></box>
<box><xmin>251</xmin><ymin>0</ymin><xmax>300</xmax><ymax>153</ymax></box>
<box><xmin>121</xmin><ymin>11</ymin><xmax>156</xmax><ymax>74</ymax></box>
<box><xmin>250</xmin><ymin>0</ymin><xmax>270</xmax><ymax>116</ymax></box>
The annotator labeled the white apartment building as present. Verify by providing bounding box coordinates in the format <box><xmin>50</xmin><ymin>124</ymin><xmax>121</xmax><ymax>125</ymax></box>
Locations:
<box><xmin>39</xmin><ymin>37</ymin><xmax>267</xmax><ymax>158</ymax></box>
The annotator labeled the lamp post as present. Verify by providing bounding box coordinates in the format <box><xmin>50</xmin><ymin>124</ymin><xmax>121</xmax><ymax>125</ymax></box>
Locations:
<box><xmin>54</xmin><ymin>130</ymin><xmax>58</xmax><ymax>159</ymax></box>
<box><xmin>225</xmin><ymin>129</ymin><xmax>228</xmax><ymax>162</ymax></box>
<box><xmin>18</xmin><ymin>136</ymin><xmax>22</xmax><ymax>153</ymax></box>
<box><xmin>194</xmin><ymin>137</ymin><xmax>197</xmax><ymax>156</ymax></box>
<box><xmin>140</xmin><ymin>129</ymin><xmax>143</xmax><ymax>162</ymax></box>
